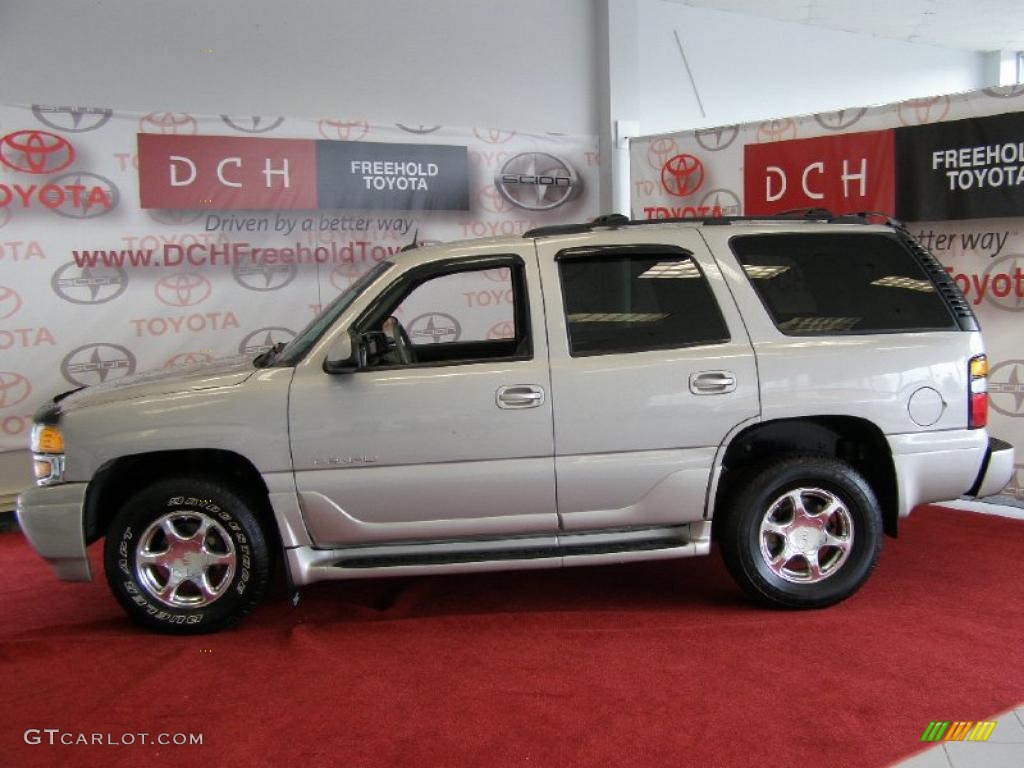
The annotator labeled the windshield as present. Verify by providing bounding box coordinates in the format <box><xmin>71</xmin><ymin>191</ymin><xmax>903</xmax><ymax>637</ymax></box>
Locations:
<box><xmin>273</xmin><ymin>261</ymin><xmax>392</xmax><ymax>366</ymax></box>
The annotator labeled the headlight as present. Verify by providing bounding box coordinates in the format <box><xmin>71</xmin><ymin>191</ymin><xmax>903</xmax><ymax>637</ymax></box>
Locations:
<box><xmin>30</xmin><ymin>424</ymin><xmax>65</xmax><ymax>486</ymax></box>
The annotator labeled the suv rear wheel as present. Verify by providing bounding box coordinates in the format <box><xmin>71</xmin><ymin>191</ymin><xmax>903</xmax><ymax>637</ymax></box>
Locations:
<box><xmin>719</xmin><ymin>456</ymin><xmax>882</xmax><ymax>608</ymax></box>
<box><xmin>103</xmin><ymin>476</ymin><xmax>271</xmax><ymax>634</ymax></box>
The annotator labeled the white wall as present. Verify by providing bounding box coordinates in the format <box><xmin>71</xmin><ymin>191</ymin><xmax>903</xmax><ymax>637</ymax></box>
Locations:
<box><xmin>635</xmin><ymin>0</ymin><xmax>989</xmax><ymax>136</ymax></box>
<box><xmin>0</xmin><ymin>0</ymin><xmax>600</xmax><ymax>135</ymax></box>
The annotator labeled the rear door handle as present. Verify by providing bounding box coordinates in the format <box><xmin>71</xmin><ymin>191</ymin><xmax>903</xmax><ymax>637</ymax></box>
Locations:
<box><xmin>496</xmin><ymin>385</ymin><xmax>545</xmax><ymax>409</ymax></box>
<box><xmin>689</xmin><ymin>371</ymin><xmax>737</xmax><ymax>395</ymax></box>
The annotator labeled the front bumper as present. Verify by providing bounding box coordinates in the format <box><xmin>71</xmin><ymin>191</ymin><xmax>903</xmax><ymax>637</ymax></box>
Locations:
<box><xmin>16</xmin><ymin>483</ymin><xmax>91</xmax><ymax>582</ymax></box>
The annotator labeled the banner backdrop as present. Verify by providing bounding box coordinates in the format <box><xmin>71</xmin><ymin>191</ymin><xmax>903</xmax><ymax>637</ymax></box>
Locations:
<box><xmin>0</xmin><ymin>105</ymin><xmax>599</xmax><ymax>455</ymax></box>
<box><xmin>631</xmin><ymin>85</ymin><xmax>1024</xmax><ymax>503</ymax></box>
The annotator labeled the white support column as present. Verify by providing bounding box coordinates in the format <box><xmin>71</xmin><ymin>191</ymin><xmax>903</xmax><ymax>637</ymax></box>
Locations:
<box><xmin>596</xmin><ymin>0</ymin><xmax>640</xmax><ymax>216</ymax></box>
<box><xmin>983</xmin><ymin>50</ymin><xmax>1020</xmax><ymax>86</ymax></box>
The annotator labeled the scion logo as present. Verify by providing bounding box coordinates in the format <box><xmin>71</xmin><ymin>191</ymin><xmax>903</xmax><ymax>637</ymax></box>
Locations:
<box><xmin>0</xmin><ymin>130</ymin><xmax>75</xmax><ymax>174</ymax></box>
<box><xmin>396</xmin><ymin>124</ymin><xmax>442</xmax><ymax>134</ymax></box>
<box><xmin>155</xmin><ymin>272</ymin><xmax>212</xmax><ymax>307</ymax></box>
<box><xmin>32</xmin><ymin>105</ymin><xmax>112</xmax><ymax>133</ymax></box>
<box><xmin>473</xmin><ymin>127</ymin><xmax>516</xmax><ymax>145</ymax></box>
<box><xmin>0</xmin><ymin>372</ymin><xmax>31</xmax><ymax>409</ymax></box>
<box><xmin>409</xmin><ymin>313</ymin><xmax>460</xmax><ymax>344</ymax></box>
<box><xmin>51</xmin><ymin>263</ymin><xmax>128</xmax><ymax>305</ymax></box>
<box><xmin>238</xmin><ymin>327</ymin><xmax>296</xmax><ymax>355</ymax></box>
<box><xmin>0</xmin><ymin>286</ymin><xmax>22</xmax><ymax>320</ymax></box>
<box><xmin>898</xmin><ymin>96</ymin><xmax>951</xmax><ymax>126</ymax></box>
<box><xmin>660</xmin><ymin>154</ymin><xmax>705</xmax><ymax>197</ymax></box>
<box><xmin>983</xmin><ymin>85</ymin><xmax>1024</xmax><ymax>99</ymax></box>
<box><xmin>813</xmin><ymin>108</ymin><xmax>867</xmax><ymax>131</ymax></box>
<box><xmin>646</xmin><ymin>137</ymin><xmax>680</xmax><ymax>170</ymax></box>
<box><xmin>148</xmin><ymin>209</ymin><xmax>204</xmax><ymax>226</ymax></box>
<box><xmin>989</xmin><ymin>360</ymin><xmax>1024</xmax><ymax>418</ymax></box>
<box><xmin>165</xmin><ymin>351</ymin><xmax>214</xmax><ymax>368</ymax></box>
<box><xmin>138</xmin><ymin>112</ymin><xmax>198</xmax><ymax>135</ymax></box>
<box><xmin>45</xmin><ymin>172</ymin><xmax>119</xmax><ymax>219</ymax></box>
<box><xmin>478</xmin><ymin>184</ymin><xmax>515</xmax><ymax>214</ymax></box>
<box><xmin>757</xmin><ymin>119</ymin><xmax>798</xmax><ymax>143</ymax></box>
<box><xmin>220</xmin><ymin>115</ymin><xmax>285</xmax><ymax>134</ymax></box>
<box><xmin>487</xmin><ymin>321</ymin><xmax>515</xmax><ymax>340</ymax></box>
<box><xmin>495</xmin><ymin>152</ymin><xmax>581</xmax><ymax>211</ymax></box>
<box><xmin>984</xmin><ymin>254</ymin><xmax>1024</xmax><ymax>312</ymax></box>
<box><xmin>61</xmin><ymin>344</ymin><xmax>136</xmax><ymax>386</ymax></box>
<box><xmin>318</xmin><ymin>119</ymin><xmax>370</xmax><ymax>141</ymax></box>
<box><xmin>700</xmin><ymin>188</ymin><xmax>741</xmax><ymax>216</ymax></box>
<box><xmin>232</xmin><ymin>254</ymin><xmax>298</xmax><ymax>291</ymax></box>
<box><xmin>694</xmin><ymin>125</ymin><xmax>739</xmax><ymax>152</ymax></box>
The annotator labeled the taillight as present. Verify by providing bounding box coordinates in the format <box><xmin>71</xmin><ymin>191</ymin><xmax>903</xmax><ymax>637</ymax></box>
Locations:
<box><xmin>968</xmin><ymin>354</ymin><xmax>988</xmax><ymax>429</ymax></box>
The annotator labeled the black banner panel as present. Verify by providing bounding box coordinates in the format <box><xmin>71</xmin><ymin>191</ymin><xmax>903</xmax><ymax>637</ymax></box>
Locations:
<box><xmin>896</xmin><ymin>112</ymin><xmax>1024</xmax><ymax>221</ymax></box>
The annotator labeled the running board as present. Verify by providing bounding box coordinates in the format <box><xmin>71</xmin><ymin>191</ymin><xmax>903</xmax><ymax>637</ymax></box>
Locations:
<box><xmin>286</xmin><ymin>522</ymin><xmax>711</xmax><ymax>585</ymax></box>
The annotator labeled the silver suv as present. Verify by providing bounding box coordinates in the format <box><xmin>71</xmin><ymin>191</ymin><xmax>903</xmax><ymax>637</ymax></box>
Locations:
<box><xmin>17</xmin><ymin>211</ymin><xmax>1015</xmax><ymax>633</ymax></box>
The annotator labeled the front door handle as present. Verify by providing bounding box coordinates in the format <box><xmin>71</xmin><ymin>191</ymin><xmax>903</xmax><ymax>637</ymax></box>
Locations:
<box><xmin>689</xmin><ymin>371</ymin><xmax>737</xmax><ymax>395</ymax></box>
<box><xmin>496</xmin><ymin>385</ymin><xmax>545</xmax><ymax>409</ymax></box>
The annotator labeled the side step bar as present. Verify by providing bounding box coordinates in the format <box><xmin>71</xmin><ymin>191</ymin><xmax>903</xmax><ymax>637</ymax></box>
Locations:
<box><xmin>286</xmin><ymin>522</ymin><xmax>711</xmax><ymax>585</ymax></box>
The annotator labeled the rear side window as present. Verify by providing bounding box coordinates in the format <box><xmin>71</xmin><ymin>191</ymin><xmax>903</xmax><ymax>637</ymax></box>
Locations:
<box><xmin>731</xmin><ymin>233</ymin><xmax>957</xmax><ymax>335</ymax></box>
<box><xmin>558</xmin><ymin>247</ymin><xmax>730</xmax><ymax>356</ymax></box>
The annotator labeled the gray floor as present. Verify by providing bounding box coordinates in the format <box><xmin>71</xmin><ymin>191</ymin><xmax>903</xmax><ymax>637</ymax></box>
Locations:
<box><xmin>895</xmin><ymin>707</ymin><xmax>1024</xmax><ymax>767</ymax></box>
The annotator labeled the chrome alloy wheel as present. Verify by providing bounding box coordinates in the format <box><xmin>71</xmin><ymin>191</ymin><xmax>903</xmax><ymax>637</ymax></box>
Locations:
<box><xmin>135</xmin><ymin>511</ymin><xmax>236</xmax><ymax>608</ymax></box>
<box><xmin>758</xmin><ymin>487</ymin><xmax>854</xmax><ymax>584</ymax></box>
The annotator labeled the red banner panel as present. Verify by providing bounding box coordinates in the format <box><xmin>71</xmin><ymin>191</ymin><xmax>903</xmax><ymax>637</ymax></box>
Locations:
<box><xmin>744</xmin><ymin>130</ymin><xmax>895</xmax><ymax>216</ymax></box>
<box><xmin>138</xmin><ymin>134</ymin><xmax>319</xmax><ymax>210</ymax></box>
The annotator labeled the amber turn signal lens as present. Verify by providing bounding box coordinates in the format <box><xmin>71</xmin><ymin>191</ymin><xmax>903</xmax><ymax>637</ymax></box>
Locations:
<box><xmin>33</xmin><ymin>426</ymin><xmax>64</xmax><ymax>454</ymax></box>
<box><xmin>970</xmin><ymin>355</ymin><xmax>988</xmax><ymax>379</ymax></box>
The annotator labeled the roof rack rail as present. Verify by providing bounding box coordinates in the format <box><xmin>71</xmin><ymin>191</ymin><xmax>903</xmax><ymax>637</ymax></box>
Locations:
<box><xmin>522</xmin><ymin>209</ymin><xmax>901</xmax><ymax>239</ymax></box>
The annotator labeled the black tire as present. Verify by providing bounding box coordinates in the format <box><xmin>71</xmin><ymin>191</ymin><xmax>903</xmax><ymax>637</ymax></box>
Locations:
<box><xmin>718</xmin><ymin>455</ymin><xmax>882</xmax><ymax>609</ymax></box>
<box><xmin>103</xmin><ymin>476</ymin><xmax>271</xmax><ymax>634</ymax></box>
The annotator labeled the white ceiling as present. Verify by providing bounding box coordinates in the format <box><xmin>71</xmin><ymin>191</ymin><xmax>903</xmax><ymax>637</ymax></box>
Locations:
<box><xmin>674</xmin><ymin>0</ymin><xmax>1024</xmax><ymax>51</ymax></box>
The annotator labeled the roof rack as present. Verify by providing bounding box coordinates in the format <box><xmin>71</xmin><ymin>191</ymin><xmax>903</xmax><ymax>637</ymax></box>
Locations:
<box><xmin>522</xmin><ymin>209</ymin><xmax>905</xmax><ymax>239</ymax></box>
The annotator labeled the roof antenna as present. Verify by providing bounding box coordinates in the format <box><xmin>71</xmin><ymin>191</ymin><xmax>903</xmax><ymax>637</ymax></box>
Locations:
<box><xmin>400</xmin><ymin>228</ymin><xmax>421</xmax><ymax>253</ymax></box>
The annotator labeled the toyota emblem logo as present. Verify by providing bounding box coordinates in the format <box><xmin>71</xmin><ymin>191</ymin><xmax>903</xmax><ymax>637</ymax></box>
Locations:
<box><xmin>482</xmin><ymin>267</ymin><xmax>511</xmax><ymax>283</ymax></box>
<box><xmin>660</xmin><ymin>154</ymin><xmax>705</xmax><ymax>197</ymax></box>
<box><xmin>396</xmin><ymin>123</ymin><xmax>442</xmax><ymax>134</ymax></box>
<box><xmin>989</xmin><ymin>360</ymin><xmax>1024</xmax><ymax>418</ymax></box>
<box><xmin>220</xmin><ymin>115</ymin><xmax>286</xmax><ymax>134</ymax></box>
<box><xmin>32</xmin><ymin>105</ymin><xmax>113</xmax><ymax>133</ymax></box>
<box><xmin>51</xmin><ymin>263</ymin><xmax>128</xmax><ymax>305</ymax></box>
<box><xmin>757</xmin><ymin>119</ymin><xmax>798</xmax><ymax>143</ymax></box>
<box><xmin>694</xmin><ymin>125</ymin><xmax>739</xmax><ymax>152</ymax></box>
<box><xmin>0</xmin><ymin>130</ymin><xmax>76</xmax><ymax>174</ymax></box>
<box><xmin>898</xmin><ymin>96</ymin><xmax>951</xmax><ymax>126</ymax></box>
<box><xmin>478</xmin><ymin>184</ymin><xmax>515</xmax><ymax>214</ymax></box>
<box><xmin>812</xmin><ymin>108</ymin><xmax>867</xmax><ymax>132</ymax></box>
<box><xmin>487</xmin><ymin>321</ymin><xmax>515</xmax><ymax>340</ymax></box>
<box><xmin>45</xmin><ymin>172</ymin><xmax>120</xmax><ymax>219</ymax></box>
<box><xmin>155</xmin><ymin>272</ymin><xmax>212</xmax><ymax>307</ymax></box>
<box><xmin>0</xmin><ymin>286</ymin><xmax>22</xmax><ymax>321</ymax></box>
<box><xmin>495</xmin><ymin>152</ymin><xmax>581</xmax><ymax>211</ymax></box>
<box><xmin>318</xmin><ymin>119</ymin><xmax>370</xmax><ymax>141</ymax></box>
<box><xmin>138</xmin><ymin>112</ymin><xmax>198</xmax><ymax>135</ymax></box>
<box><xmin>0</xmin><ymin>372</ymin><xmax>32</xmax><ymax>410</ymax></box>
<box><xmin>473</xmin><ymin>127</ymin><xmax>516</xmax><ymax>144</ymax></box>
<box><xmin>165</xmin><ymin>352</ymin><xmax>215</xmax><ymax>368</ymax></box>
<box><xmin>238</xmin><ymin>327</ymin><xmax>296</xmax><ymax>355</ymax></box>
<box><xmin>232</xmin><ymin>254</ymin><xmax>298</xmax><ymax>291</ymax></box>
<box><xmin>409</xmin><ymin>313</ymin><xmax>461</xmax><ymax>344</ymax></box>
<box><xmin>61</xmin><ymin>344</ymin><xmax>136</xmax><ymax>386</ymax></box>
<box><xmin>647</xmin><ymin>137</ymin><xmax>680</xmax><ymax>170</ymax></box>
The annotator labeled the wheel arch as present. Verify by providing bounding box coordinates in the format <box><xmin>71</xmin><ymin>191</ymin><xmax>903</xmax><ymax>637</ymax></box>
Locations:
<box><xmin>711</xmin><ymin>416</ymin><xmax>899</xmax><ymax>538</ymax></box>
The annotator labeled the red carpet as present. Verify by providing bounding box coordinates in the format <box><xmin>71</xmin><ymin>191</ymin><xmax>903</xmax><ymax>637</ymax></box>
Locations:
<box><xmin>1</xmin><ymin>505</ymin><xmax>1022</xmax><ymax>768</ymax></box>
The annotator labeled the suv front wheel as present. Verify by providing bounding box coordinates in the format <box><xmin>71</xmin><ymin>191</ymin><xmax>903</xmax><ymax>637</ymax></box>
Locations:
<box><xmin>103</xmin><ymin>476</ymin><xmax>271</xmax><ymax>634</ymax></box>
<box><xmin>718</xmin><ymin>456</ymin><xmax>883</xmax><ymax>609</ymax></box>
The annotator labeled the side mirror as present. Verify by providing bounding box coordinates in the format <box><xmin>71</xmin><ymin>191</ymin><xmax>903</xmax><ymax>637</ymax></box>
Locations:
<box><xmin>323</xmin><ymin>332</ymin><xmax>359</xmax><ymax>374</ymax></box>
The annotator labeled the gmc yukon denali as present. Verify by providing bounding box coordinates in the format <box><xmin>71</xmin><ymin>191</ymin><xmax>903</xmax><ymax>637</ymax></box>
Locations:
<box><xmin>17</xmin><ymin>211</ymin><xmax>1015</xmax><ymax>633</ymax></box>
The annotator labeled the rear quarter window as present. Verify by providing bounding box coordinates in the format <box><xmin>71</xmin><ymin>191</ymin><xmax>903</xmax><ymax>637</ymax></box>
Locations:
<box><xmin>730</xmin><ymin>233</ymin><xmax>958</xmax><ymax>335</ymax></box>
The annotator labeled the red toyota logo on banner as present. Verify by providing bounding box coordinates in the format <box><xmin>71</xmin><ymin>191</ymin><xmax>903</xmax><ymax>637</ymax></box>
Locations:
<box><xmin>0</xmin><ymin>130</ymin><xmax>75</xmax><ymax>174</ymax></box>
<box><xmin>660</xmin><ymin>154</ymin><xmax>705</xmax><ymax>197</ymax></box>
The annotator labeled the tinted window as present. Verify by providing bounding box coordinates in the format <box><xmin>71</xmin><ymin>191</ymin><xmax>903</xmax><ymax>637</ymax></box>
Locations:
<box><xmin>731</xmin><ymin>233</ymin><xmax>956</xmax><ymax>335</ymax></box>
<box><xmin>558</xmin><ymin>249</ymin><xmax>729</xmax><ymax>356</ymax></box>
